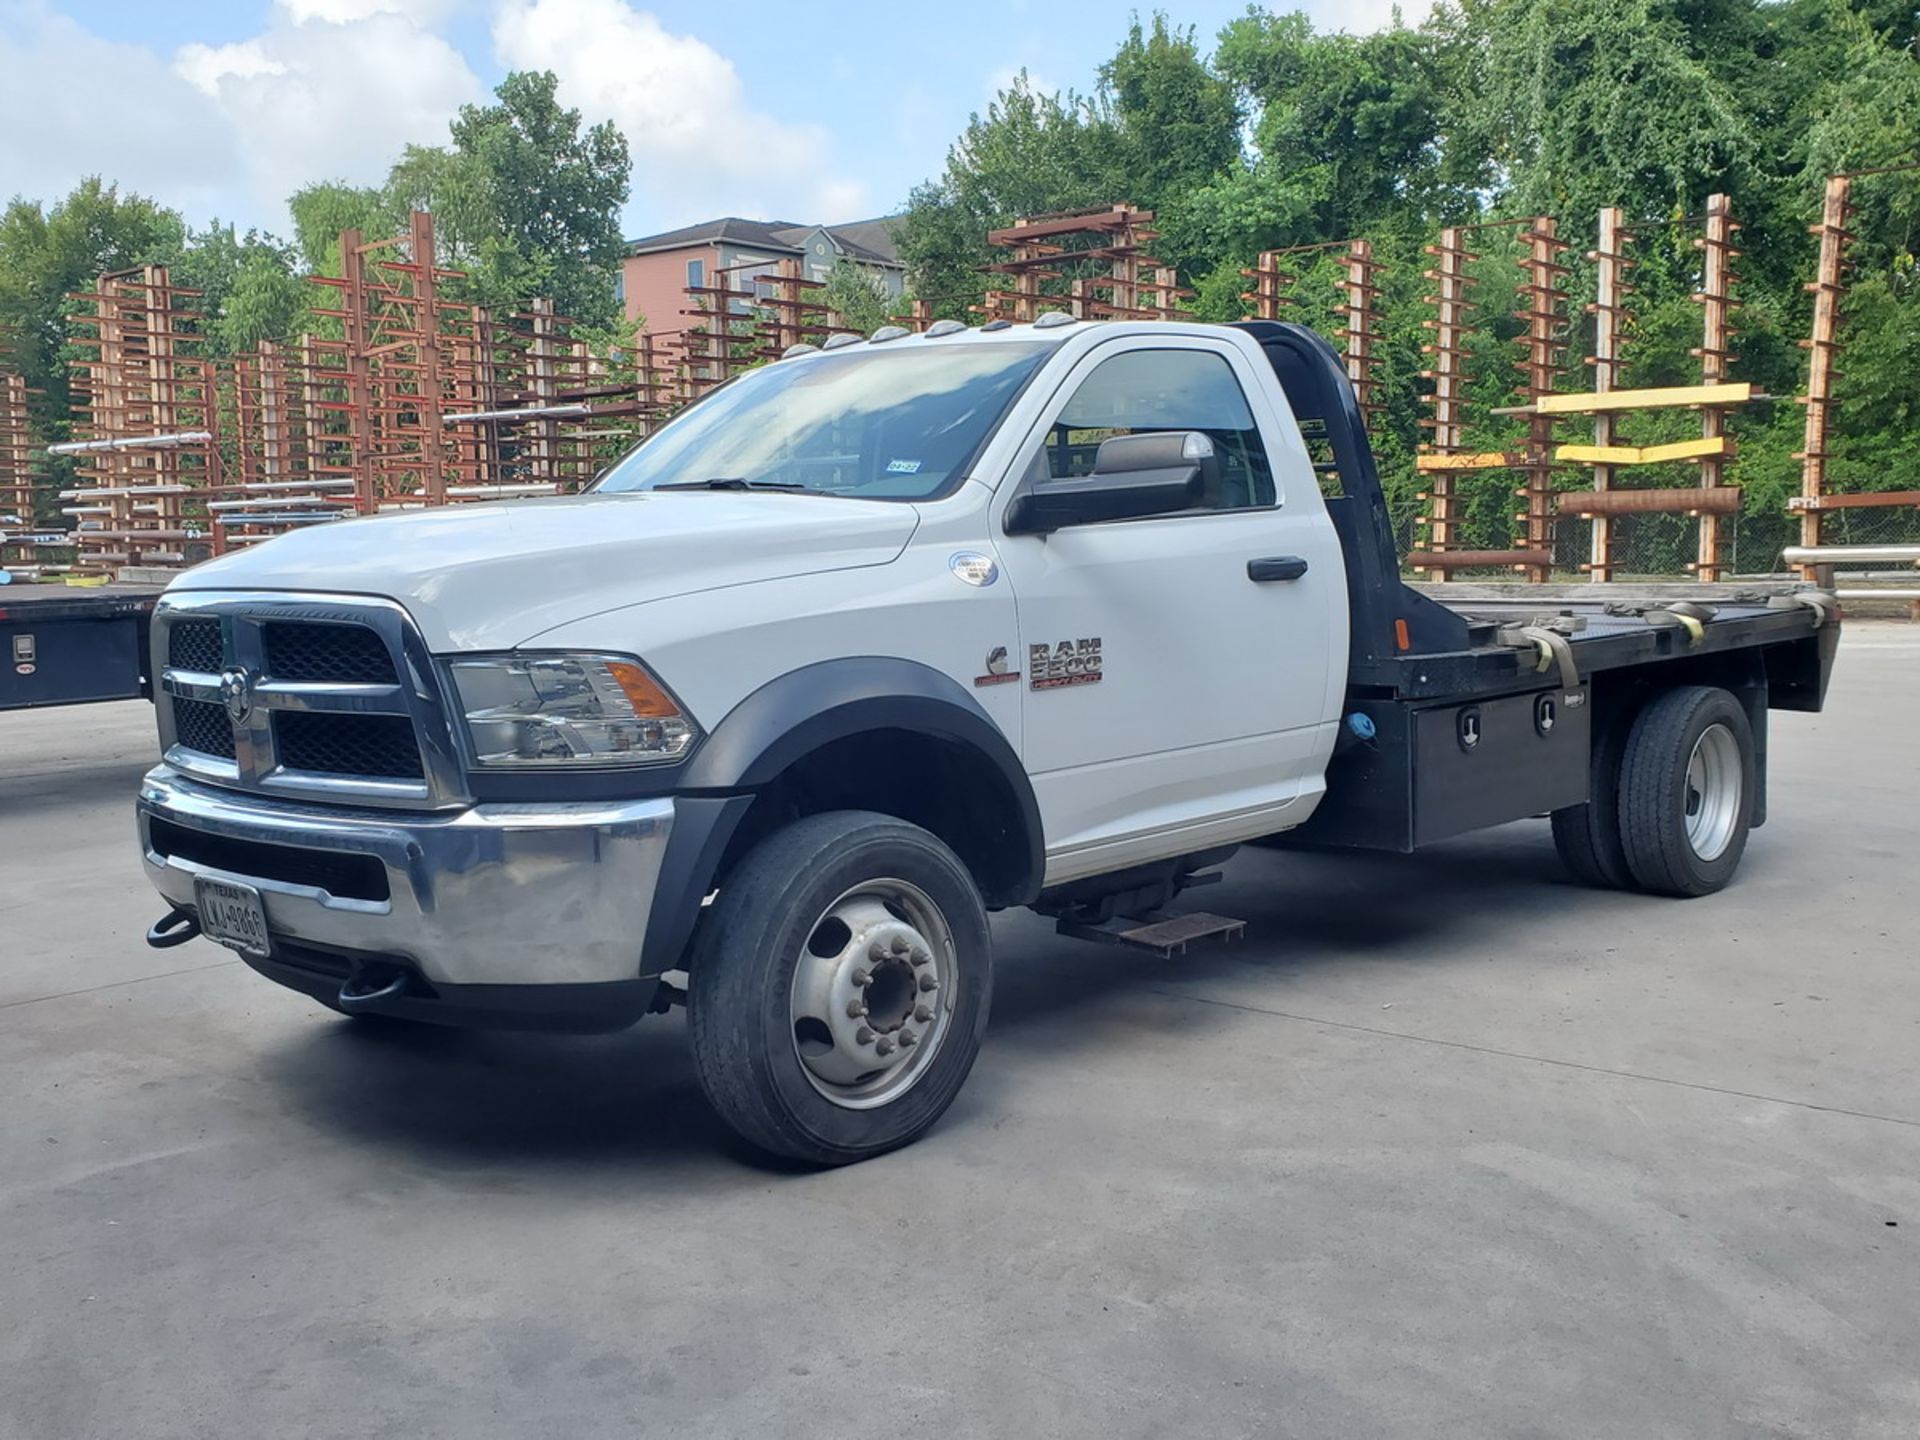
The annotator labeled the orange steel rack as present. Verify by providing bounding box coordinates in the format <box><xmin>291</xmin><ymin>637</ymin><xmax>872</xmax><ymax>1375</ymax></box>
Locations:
<box><xmin>57</xmin><ymin>266</ymin><xmax>220</xmax><ymax>574</ymax></box>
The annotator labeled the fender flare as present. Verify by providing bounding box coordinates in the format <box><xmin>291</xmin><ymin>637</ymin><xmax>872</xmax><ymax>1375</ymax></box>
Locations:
<box><xmin>640</xmin><ymin>658</ymin><xmax>1044</xmax><ymax>975</ymax></box>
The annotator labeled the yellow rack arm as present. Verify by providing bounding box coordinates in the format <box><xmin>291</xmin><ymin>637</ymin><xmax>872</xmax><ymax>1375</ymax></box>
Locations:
<box><xmin>1554</xmin><ymin>437</ymin><xmax>1733</xmax><ymax>465</ymax></box>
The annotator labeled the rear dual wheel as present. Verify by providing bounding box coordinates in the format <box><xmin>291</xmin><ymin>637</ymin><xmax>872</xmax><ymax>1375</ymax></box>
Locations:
<box><xmin>1552</xmin><ymin>684</ymin><xmax>1755</xmax><ymax>898</ymax></box>
<box><xmin>686</xmin><ymin>811</ymin><xmax>992</xmax><ymax>1165</ymax></box>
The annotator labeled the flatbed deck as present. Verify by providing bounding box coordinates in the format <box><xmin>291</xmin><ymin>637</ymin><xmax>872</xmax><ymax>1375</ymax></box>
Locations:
<box><xmin>1375</xmin><ymin>583</ymin><xmax>1836</xmax><ymax>705</ymax></box>
<box><xmin>1</xmin><ymin>581</ymin><xmax>162</xmax><ymax>711</ymax></box>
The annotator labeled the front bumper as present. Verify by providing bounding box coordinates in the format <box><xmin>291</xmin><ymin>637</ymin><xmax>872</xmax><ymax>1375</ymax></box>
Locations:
<box><xmin>137</xmin><ymin>766</ymin><xmax>675</xmax><ymax>1030</ymax></box>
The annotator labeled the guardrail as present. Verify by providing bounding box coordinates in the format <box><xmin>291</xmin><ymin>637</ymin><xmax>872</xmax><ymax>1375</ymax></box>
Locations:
<box><xmin>1782</xmin><ymin>545</ymin><xmax>1920</xmax><ymax>617</ymax></box>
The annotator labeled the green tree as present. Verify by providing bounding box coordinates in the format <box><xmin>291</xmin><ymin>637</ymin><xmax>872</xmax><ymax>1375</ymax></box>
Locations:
<box><xmin>898</xmin><ymin>72</ymin><xmax>1127</xmax><ymax>313</ymax></box>
<box><xmin>1100</xmin><ymin>17</ymin><xmax>1242</xmax><ymax>236</ymax></box>
<box><xmin>1803</xmin><ymin>12</ymin><xmax>1920</xmax><ymax>267</ymax></box>
<box><xmin>820</xmin><ymin>259</ymin><xmax>903</xmax><ymax>334</ymax></box>
<box><xmin>1441</xmin><ymin>0</ymin><xmax>1756</xmax><ymax>224</ymax></box>
<box><xmin>1197</xmin><ymin>11</ymin><xmax>1465</xmax><ymax>248</ymax></box>
<box><xmin>214</xmin><ymin>245</ymin><xmax>314</xmax><ymax>353</ymax></box>
<box><xmin>446</xmin><ymin>70</ymin><xmax>631</xmax><ymax>326</ymax></box>
<box><xmin>0</xmin><ymin>178</ymin><xmax>186</xmax><ymax>437</ymax></box>
<box><xmin>283</xmin><ymin>71</ymin><xmax>630</xmax><ymax>323</ymax></box>
<box><xmin>383</xmin><ymin>143</ymin><xmax>493</xmax><ymax>260</ymax></box>
<box><xmin>285</xmin><ymin>180</ymin><xmax>402</xmax><ymax>274</ymax></box>
<box><xmin>160</xmin><ymin>222</ymin><xmax>312</xmax><ymax>355</ymax></box>
<box><xmin>897</xmin><ymin>33</ymin><xmax>1244</xmax><ymax>319</ymax></box>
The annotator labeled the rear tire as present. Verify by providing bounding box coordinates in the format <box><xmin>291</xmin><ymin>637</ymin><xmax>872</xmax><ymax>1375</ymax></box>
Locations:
<box><xmin>1617</xmin><ymin>685</ymin><xmax>1754</xmax><ymax>897</ymax></box>
<box><xmin>1551</xmin><ymin>704</ymin><xmax>1634</xmax><ymax>888</ymax></box>
<box><xmin>686</xmin><ymin>811</ymin><xmax>992</xmax><ymax>1165</ymax></box>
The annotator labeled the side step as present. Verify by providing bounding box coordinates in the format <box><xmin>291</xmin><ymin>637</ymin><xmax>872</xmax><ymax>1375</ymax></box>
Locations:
<box><xmin>1056</xmin><ymin>909</ymin><xmax>1247</xmax><ymax>959</ymax></box>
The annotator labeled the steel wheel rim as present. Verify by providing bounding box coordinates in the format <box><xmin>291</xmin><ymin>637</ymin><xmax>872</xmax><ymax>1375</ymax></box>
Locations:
<box><xmin>1683</xmin><ymin>722</ymin><xmax>1742</xmax><ymax>862</ymax></box>
<box><xmin>789</xmin><ymin>878</ymin><xmax>956</xmax><ymax>1110</ymax></box>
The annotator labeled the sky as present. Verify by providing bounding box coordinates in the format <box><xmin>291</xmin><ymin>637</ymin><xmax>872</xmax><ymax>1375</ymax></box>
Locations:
<box><xmin>0</xmin><ymin>0</ymin><xmax>1432</xmax><ymax>243</ymax></box>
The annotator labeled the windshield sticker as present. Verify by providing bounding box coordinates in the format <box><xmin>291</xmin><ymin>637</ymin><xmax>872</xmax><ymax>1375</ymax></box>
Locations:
<box><xmin>885</xmin><ymin>459</ymin><xmax>923</xmax><ymax>473</ymax></box>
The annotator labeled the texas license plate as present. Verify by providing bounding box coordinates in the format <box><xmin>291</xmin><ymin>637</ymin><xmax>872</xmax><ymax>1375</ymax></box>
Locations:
<box><xmin>194</xmin><ymin>876</ymin><xmax>271</xmax><ymax>955</ymax></box>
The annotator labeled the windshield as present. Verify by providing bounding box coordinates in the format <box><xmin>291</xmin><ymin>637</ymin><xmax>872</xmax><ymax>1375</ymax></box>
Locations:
<box><xmin>595</xmin><ymin>342</ymin><xmax>1052</xmax><ymax>500</ymax></box>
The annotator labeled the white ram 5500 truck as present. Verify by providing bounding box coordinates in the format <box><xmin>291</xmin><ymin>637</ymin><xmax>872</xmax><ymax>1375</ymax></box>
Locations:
<box><xmin>135</xmin><ymin>318</ymin><xmax>1840</xmax><ymax>1163</ymax></box>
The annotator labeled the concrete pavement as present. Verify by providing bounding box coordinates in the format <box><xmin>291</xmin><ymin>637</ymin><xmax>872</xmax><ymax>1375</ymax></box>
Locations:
<box><xmin>2</xmin><ymin>625</ymin><xmax>1915</xmax><ymax>1438</ymax></box>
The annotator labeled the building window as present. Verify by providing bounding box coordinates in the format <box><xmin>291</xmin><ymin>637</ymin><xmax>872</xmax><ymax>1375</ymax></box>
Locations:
<box><xmin>686</xmin><ymin>258</ymin><xmax>705</xmax><ymax>290</ymax></box>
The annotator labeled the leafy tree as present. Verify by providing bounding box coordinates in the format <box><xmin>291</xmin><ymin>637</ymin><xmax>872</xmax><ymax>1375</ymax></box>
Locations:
<box><xmin>0</xmin><ymin>178</ymin><xmax>186</xmax><ymax>436</ymax></box>
<box><xmin>159</xmin><ymin>222</ymin><xmax>312</xmax><ymax>355</ymax></box>
<box><xmin>286</xmin><ymin>73</ymin><xmax>631</xmax><ymax>325</ymax></box>
<box><xmin>819</xmin><ymin>259</ymin><xmax>903</xmax><ymax>334</ymax></box>
<box><xmin>383</xmin><ymin>143</ymin><xmax>493</xmax><ymax>260</ymax></box>
<box><xmin>898</xmin><ymin>73</ymin><xmax>1129</xmax><ymax>314</ymax></box>
<box><xmin>1441</xmin><ymin>0</ymin><xmax>1756</xmax><ymax>225</ymax></box>
<box><xmin>213</xmin><ymin>245</ymin><xmax>314</xmax><ymax>353</ymax></box>
<box><xmin>1203</xmin><ymin>12</ymin><xmax>1465</xmax><ymax>244</ymax></box>
<box><xmin>286</xmin><ymin>181</ymin><xmax>402</xmax><ymax>274</ymax></box>
<box><xmin>1100</xmin><ymin>17</ymin><xmax>1242</xmax><ymax>232</ymax></box>
<box><xmin>1803</xmin><ymin>12</ymin><xmax>1920</xmax><ymax>266</ymax></box>
<box><xmin>446</xmin><ymin>70</ymin><xmax>631</xmax><ymax>327</ymax></box>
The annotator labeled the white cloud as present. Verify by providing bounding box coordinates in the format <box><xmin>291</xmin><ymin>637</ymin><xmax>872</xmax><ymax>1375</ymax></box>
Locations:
<box><xmin>278</xmin><ymin>0</ymin><xmax>457</xmax><ymax>22</ymax></box>
<box><xmin>176</xmin><ymin>6</ymin><xmax>482</xmax><ymax>218</ymax></box>
<box><xmin>0</xmin><ymin>0</ymin><xmax>481</xmax><ymax>232</ymax></box>
<box><xmin>0</xmin><ymin>3</ymin><xmax>237</xmax><ymax>218</ymax></box>
<box><xmin>491</xmin><ymin>0</ymin><xmax>871</xmax><ymax>233</ymax></box>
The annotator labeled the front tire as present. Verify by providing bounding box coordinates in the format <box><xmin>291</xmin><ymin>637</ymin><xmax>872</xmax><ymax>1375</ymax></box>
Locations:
<box><xmin>1617</xmin><ymin>685</ymin><xmax>1755</xmax><ymax>897</ymax></box>
<box><xmin>686</xmin><ymin>811</ymin><xmax>992</xmax><ymax>1165</ymax></box>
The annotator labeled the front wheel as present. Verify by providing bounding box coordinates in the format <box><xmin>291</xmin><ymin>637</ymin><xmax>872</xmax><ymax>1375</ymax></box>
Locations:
<box><xmin>686</xmin><ymin>811</ymin><xmax>992</xmax><ymax>1165</ymax></box>
<box><xmin>1617</xmin><ymin>685</ymin><xmax>1756</xmax><ymax>897</ymax></box>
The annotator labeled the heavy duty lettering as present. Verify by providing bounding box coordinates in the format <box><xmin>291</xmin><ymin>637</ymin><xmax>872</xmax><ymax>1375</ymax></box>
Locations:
<box><xmin>1030</xmin><ymin>637</ymin><xmax>1103</xmax><ymax>690</ymax></box>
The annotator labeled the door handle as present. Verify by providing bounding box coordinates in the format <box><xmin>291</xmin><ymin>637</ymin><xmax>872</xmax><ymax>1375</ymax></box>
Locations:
<box><xmin>1247</xmin><ymin>555</ymin><xmax>1309</xmax><ymax>583</ymax></box>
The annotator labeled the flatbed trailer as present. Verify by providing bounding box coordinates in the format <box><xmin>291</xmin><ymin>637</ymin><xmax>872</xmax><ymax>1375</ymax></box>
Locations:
<box><xmin>0</xmin><ymin>582</ymin><xmax>162</xmax><ymax>712</ymax></box>
<box><xmin>1245</xmin><ymin>320</ymin><xmax>1837</xmax><ymax>859</ymax></box>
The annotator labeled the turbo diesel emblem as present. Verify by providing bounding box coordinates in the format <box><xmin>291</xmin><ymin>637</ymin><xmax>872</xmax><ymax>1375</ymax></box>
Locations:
<box><xmin>1030</xmin><ymin>638</ymin><xmax>1102</xmax><ymax>691</ymax></box>
<box><xmin>219</xmin><ymin>666</ymin><xmax>256</xmax><ymax>725</ymax></box>
<box><xmin>973</xmin><ymin>646</ymin><xmax>1019</xmax><ymax>687</ymax></box>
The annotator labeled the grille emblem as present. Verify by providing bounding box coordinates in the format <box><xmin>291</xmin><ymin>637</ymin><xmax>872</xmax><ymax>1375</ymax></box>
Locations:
<box><xmin>219</xmin><ymin>666</ymin><xmax>256</xmax><ymax>725</ymax></box>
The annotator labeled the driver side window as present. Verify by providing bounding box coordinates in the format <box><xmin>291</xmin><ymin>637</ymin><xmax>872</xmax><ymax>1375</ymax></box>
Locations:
<box><xmin>1045</xmin><ymin>348</ymin><xmax>1275</xmax><ymax>510</ymax></box>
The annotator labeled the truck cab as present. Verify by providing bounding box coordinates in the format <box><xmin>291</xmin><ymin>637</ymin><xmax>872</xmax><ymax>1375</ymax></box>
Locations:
<box><xmin>134</xmin><ymin>317</ymin><xmax>1837</xmax><ymax>1164</ymax></box>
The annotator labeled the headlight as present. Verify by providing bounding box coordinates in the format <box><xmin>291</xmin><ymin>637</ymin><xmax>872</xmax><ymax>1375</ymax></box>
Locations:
<box><xmin>447</xmin><ymin>652</ymin><xmax>699</xmax><ymax>767</ymax></box>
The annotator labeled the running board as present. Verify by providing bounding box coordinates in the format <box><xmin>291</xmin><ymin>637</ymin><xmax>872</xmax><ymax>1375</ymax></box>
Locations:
<box><xmin>1056</xmin><ymin>910</ymin><xmax>1247</xmax><ymax>958</ymax></box>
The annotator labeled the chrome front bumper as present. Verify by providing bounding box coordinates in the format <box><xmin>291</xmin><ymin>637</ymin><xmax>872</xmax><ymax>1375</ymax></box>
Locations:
<box><xmin>137</xmin><ymin>766</ymin><xmax>675</xmax><ymax>988</ymax></box>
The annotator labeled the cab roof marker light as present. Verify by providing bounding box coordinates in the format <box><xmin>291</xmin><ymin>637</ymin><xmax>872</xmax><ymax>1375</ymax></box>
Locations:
<box><xmin>869</xmin><ymin>325</ymin><xmax>911</xmax><ymax>343</ymax></box>
<box><xmin>924</xmin><ymin>319</ymin><xmax>967</xmax><ymax>338</ymax></box>
<box><xmin>821</xmin><ymin>333</ymin><xmax>862</xmax><ymax>350</ymax></box>
<box><xmin>980</xmin><ymin>319</ymin><xmax>1013</xmax><ymax>332</ymax></box>
<box><xmin>781</xmin><ymin>342</ymin><xmax>820</xmax><ymax>359</ymax></box>
<box><xmin>1033</xmin><ymin>311</ymin><xmax>1077</xmax><ymax>328</ymax></box>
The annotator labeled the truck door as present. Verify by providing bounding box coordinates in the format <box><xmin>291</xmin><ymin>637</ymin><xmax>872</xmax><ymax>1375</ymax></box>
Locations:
<box><xmin>991</xmin><ymin>335</ymin><xmax>1346</xmax><ymax>882</ymax></box>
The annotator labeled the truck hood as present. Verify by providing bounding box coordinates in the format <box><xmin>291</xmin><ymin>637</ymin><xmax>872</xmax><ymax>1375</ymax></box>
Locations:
<box><xmin>172</xmin><ymin>491</ymin><xmax>920</xmax><ymax>651</ymax></box>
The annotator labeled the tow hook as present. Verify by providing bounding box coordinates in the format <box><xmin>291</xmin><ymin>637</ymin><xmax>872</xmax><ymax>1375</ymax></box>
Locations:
<box><xmin>146</xmin><ymin>907</ymin><xmax>201</xmax><ymax>949</ymax></box>
<box><xmin>337</xmin><ymin>965</ymin><xmax>412</xmax><ymax>1011</ymax></box>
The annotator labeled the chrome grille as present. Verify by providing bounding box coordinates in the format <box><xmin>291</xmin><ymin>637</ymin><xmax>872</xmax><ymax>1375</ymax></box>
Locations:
<box><xmin>263</xmin><ymin>622</ymin><xmax>397</xmax><ymax>684</ymax></box>
<box><xmin>168</xmin><ymin>619</ymin><xmax>223</xmax><ymax>673</ymax></box>
<box><xmin>154</xmin><ymin>593</ymin><xmax>466</xmax><ymax>810</ymax></box>
<box><xmin>276</xmin><ymin>711</ymin><xmax>423</xmax><ymax>778</ymax></box>
<box><xmin>173</xmin><ymin>697</ymin><xmax>236</xmax><ymax>759</ymax></box>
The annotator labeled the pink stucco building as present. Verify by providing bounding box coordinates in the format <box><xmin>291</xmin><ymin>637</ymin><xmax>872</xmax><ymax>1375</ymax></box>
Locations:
<box><xmin>617</xmin><ymin>216</ymin><xmax>905</xmax><ymax>335</ymax></box>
